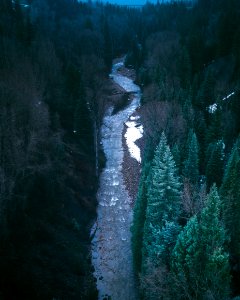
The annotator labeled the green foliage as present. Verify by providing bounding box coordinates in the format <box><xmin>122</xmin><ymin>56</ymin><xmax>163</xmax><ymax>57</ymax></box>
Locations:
<box><xmin>0</xmin><ymin>1</ymin><xmax>101</xmax><ymax>298</ymax></box>
<box><xmin>146</xmin><ymin>132</ymin><xmax>181</xmax><ymax>226</ymax></box>
<box><xmin>132</xmin><ymin>0</ymin><xmax>240</xmax><ymax>298</ymax></box>
<box><xmin>177</xmin><ymin>47</ymin><xmax>192</xmax><ymax>89</ymax></box>
<box><xmin>131</xmin><ymin>162</ymin><xmax>151</xmax><ymax>274</ymax></box>
<box><xmin>172</xmin><ymin>186</ymin><xmax>230</xmax><ymax>300</ymax></box>
<box><xmin>196</xmin><ymin>70</ymin><xmax>215</xmax><ymax>109</ymax></box>
<box><xmin>182</xmin><ymin>130</ymin><xmax>199</xmax><ymax>184</ymax></box>
<box><xmin>103</xmin><ymin>17</ymin><xmax>113</xmax><ymax>72</ymax></box>
<box><xmin>73</xmin><ymin>79</ymin><xmax>93</xmax><ymax>147</ymax></box>
<box><xmin>142</xmin><ymin>133</ymin><xmax>181</xmax><ymax>270</ymax></box>
<box><xmin>206</xmin><ymin>140</ymin><xmax>225</xmax><ymax>188</ymax></box>
<box><xmin>171</xmin><ymin>143</ymin><xmax>181</xmax><ymax>172</ymax></box>
<box><xmin>206</xmin><ymin>107</ymin><xmax>223</xmax><ymax>144</ymax></box>
<box><xmin>125</xmin><ymin>39</ymin><xmax>144</xmax><ymax>71</ymax></box>
<box><xmin>221</xmin><ymin>138</ymin><xmax>240</xmax><ymax>260</ymax></box>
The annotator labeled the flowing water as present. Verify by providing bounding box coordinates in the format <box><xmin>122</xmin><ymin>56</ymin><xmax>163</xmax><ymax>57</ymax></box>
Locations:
<box><xmin>91</xmin><ymin>60</ymin><xmax>141</xmax><ymax>300</ymax></box>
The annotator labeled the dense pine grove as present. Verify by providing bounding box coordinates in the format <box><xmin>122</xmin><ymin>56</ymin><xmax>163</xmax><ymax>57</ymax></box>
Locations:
<box><xmin>1</xmin><ymin>0</ymin><xmax>240</xmax><ymax>299</ymax></box>
<box><xmin>130</xmin><ymin>0</ymin><xmax>240</xmax><ymax>299</ymax></box>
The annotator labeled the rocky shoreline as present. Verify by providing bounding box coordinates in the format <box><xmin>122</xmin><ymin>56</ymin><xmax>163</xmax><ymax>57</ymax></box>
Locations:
<box><xmin>111</xmin><ymin>60</ymin><xmax>143</xmax><ymax>203</ymax></box>
<box><xmin>122</xmin><ymin>112</ymin><xmax>143</xmax><ymax>203</ymax></box>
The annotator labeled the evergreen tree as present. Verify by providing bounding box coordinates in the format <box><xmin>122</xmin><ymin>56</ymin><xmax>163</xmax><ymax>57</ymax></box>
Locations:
<box><xmin>221</xmin><ymin>138</ymin><xmax>240</xmax><ymax>264</ymax></box>
<box><xmin>171</xmin><ymin>143</ymin><xmax>181</xmax><ymax>173</ymax></box>
<box><xmin>182</xmin><ymin>130</ymin><xmax>199</xmax><ymax>184</ymax></box>
<box><xmin>196</xmin><ymin>70</ymin><xmax>215</xmax><ymax>109</ymax></box>
<box><xmin>183</xmin><ymin>97</ymin><xmax>194</xmax><ymax>129</ymax></box>
<box><xmin>73</xmin><ymin>76</ymin><xmax>93</xmax><ymax>147</ymax></box>
<box><xmin>142</xmin><ymin>132</ymin><xmax>181</xmax><ymax>269</ymax></box>
<box><xmin>206</xmin><ymin>139</ymin><xmax>225</xmax><ymax>188</ymax></box>
<box><xmin>172</xmin><ymin>186</ymin><xmax>230</xmax><ymax>300</ymax></box>
<box><xmin>125</xmin><ymin>38</ymin><xmax>143</xmax><ymax>71</ymax></box>
<box><xmin>73</xmin><ymin>96</ymin><xmax>93</xmax><ymax>147</ymax></box>
<box><xmin>131</xmin><ymin>162</ymin><xmax>151</xmax><ymax>274</ymax></box>
<box><xmin>103</xmin><ymin>17</ymin><xmax>113</xmax><ymax>72</ymax></box>
<box><xmin>178</xmin><ymin>47</ymin><xmax>191</xmax><ymax>89</ymax></box>
<box><xmin>206</xmin><ymin>105</ymin><xmax>223</xmax><ymax>145</ymax></box>
<box><xmin>194</xmin><ymin>111</ymin><xmax>207</xmax><ymax>173</ymax></box>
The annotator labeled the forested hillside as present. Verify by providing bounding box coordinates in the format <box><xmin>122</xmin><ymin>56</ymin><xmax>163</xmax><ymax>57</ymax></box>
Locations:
<box><xmin>131</xmin><ymin>0</ymin><xmax>240</xmax><ymax>299</ymax></box>
<box><xmin>1</xmin><ymin>0</ymin><xmax>240</xmax><ymax>299</ymax></box>
<box><xmin>0</xmin><ymin>0</ymin><xmax>139</xmax><ymax>299</ymax></box>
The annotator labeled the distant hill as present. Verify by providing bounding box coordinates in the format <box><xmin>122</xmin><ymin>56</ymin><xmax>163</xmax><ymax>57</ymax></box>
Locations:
<box><xmin>93</xmin><ymin>0</ymin><xmax>157</xmax><ymax>4</ymax></box>
<box><xmin>84</xmin><ymin>0</ymin><xmax>193</xmax><ymax>6</ymax></box>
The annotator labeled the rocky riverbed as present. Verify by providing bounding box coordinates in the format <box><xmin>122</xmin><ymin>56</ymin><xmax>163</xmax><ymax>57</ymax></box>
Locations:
<box><xmin>91</xmin><ymin>59</ymin><xmax>142</xmax><ymax>300</ymax></box>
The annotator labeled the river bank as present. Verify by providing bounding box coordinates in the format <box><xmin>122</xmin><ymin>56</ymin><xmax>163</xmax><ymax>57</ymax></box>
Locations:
<box><xmin>114</xmin><ymin>58</ymin><xmax>143</xmax><ymax>202</ymax></box>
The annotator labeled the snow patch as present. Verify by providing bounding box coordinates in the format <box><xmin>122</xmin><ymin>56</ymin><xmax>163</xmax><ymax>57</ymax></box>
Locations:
<box><xmin>207</xmin><ymin>91</ymin><xmax>235</xmax><ymax>114</ymax></box>
<box><xmin>208</xmin><ymin>103</ymin><xmax>218</xmax><ymax>113</ymax></box>
<box><xmin>124</xmin><ymin>117</ymin><xmax>143</xmax><ymax>163</ymax></box>
<box><xmin>222</xmin><ymin>91</ymin><xmax>235</xmax><ymax>101</ymax></box>
<box><xmin>130</xmin><ymin>115</ymin><xmax>140</xmax><ymax>121</ymax></box>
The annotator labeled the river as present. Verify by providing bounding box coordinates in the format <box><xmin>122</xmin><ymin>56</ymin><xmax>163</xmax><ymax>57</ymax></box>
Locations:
<box><xmin>91</xmin><ymin>59</ymin><xmax>141</xmax><ymax>300</ymax></box>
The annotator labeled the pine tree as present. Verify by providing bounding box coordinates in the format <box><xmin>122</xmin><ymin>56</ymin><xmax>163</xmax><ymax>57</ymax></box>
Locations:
<box><xmin>131</xmin><ymin>162</ymin><xmax>151</xmax><ymax>274</ymax></box>
<box><xmin>103</xmin><ymin>17</ymin><xmax>113</xmax><ymax>72</ymax></box>
<box><xmin>142</xmin><ymin>132</ymin><xmax>181</xmax><ymax>270</ymax></box>
<box><xmin>178</xmin><ymin>47</ymin><xmax>191</xmax><ymax>89</ymax></box>
<box><xmin>196</xmin><ymin>69</ymin><xmax>215</xmax><ymax>109</ymax></box>
<box><xmin>171</xmin><ymin>143</ymin><xmax>181</xmax><ymax>173</ymax></box>
<box><xmin>182</xmin><ymin>130</ymin><xmax>199</xmax><ymax>184</ymax></box>
<box><xmin>194</xmin><ymin>112</ymin><xmax>207</xmax><ymax>173</ymax></box>
<box><xmin>206</xmin><ymin>139</ymin><xmax>225</xmax><ymax>188</ymax></box>
<box><xmin>172</xmin><ymin>186</ymin><xmax>230</xmax><ymax>300</ymax></box>
<box><xmin>206</xmin><ymin>106</ymin><xmax>223</xmax><ymax>145</ymax></box>
<box><xmin>183</xmin><ymin>97</ymin><xmax>194</xmax><ymax>129</ymax></box>
<box><xmin>221</xmin><ymin>138</ymin><xmax>240</xmax><ymax>263</ymax></box>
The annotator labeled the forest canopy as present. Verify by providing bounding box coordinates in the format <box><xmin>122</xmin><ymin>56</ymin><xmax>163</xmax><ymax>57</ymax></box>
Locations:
<box><xmin>1</xmin><ymin>0</ymin><xmax>240</xmax><ymax>299</ymax></box>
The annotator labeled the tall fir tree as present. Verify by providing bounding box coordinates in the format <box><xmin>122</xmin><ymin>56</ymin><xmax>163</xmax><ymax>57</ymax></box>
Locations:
<box><xmin>206</xmin><ymin>139</ymin><xmax>225</xmax><ymax>188</ymax></box>
<box><xmin>178</xmin><ymin>47</ymin><xmax>192</xmax><ymax>89</ymax></box>
<box><xmin>220</xmin><ymin>138</ymin><xmax>240</xmax><ymax>268</ymax></box>
<box><xmin>182</xmin><ymin>130</ymin><xmax>199</xmax><ymax>184</ymax></box>
<box><xmin>194</xmin><ymin>111</ymin><xmax>207</xmax><ymax>173</ymax></box>
<box><xmin>73</xmin><ymin>76</ymin><xmax>93</xmax><ymax>147</ymax></box>
<box><xmin>103</xmin><ymin>17</ymin><xmax>113</xmax><ymax>72</ymax></box>
<box><xmin>142</xmin><ymin>132</ymin><xmax>181</xmax><ymax>270</ymax></box>
<box><xmin>172</xmin><ymin>185</ymin><xmax>230</xmax><ymax>300</ymax></box>
<box><xmin>206</xmin><ymin>106</ymin><xmax>223</xmax><ymax>145</ymax></box>
<box><xmin>131</xmin><ymin>162</ymin><xmax>151</xmax><ymax>274</ymax></box>
<box><xmin>196</xmin><ymin>69</ymin><xmax>215</xmax><ymax>109</ymax></box>
<box><xmin>171</xmin><ymin>143</ymin><xmax>181</xmax><ymax>173</ymax></box>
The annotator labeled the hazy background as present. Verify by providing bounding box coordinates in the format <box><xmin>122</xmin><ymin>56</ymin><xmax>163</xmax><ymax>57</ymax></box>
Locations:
<box><xmin>88</xmin><ymin>0</ymin><xmax>159</xmax><ymax>5</ymax></box>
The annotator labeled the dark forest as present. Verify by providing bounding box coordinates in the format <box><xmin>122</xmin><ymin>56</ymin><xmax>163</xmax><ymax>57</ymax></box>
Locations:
<box><xmin>1</xmin><ymin>0</ymin><xmax>240</xmax><ymax>299</ymax></box>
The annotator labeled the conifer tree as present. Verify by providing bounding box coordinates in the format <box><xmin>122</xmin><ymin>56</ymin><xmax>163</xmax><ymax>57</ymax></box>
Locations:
<box><xmin>178</xmin><ymin>47</ymin><xmax>191</xmax><ymax>89</ymax></box>
<box><xmin>206</xmin><ymin>106</ymin><xmax>223</xmax><ymax>145</ymax></box>
<box><xmin>182</xmin><ymin>130</ymin><xmax>199</xmax><ymax>184</ymax></box>
<box><xmin>183</xmin><ymin>97</ymin><xmax>194</xmax><ymax>129</ymax></box>
<box><xmin>221</xmin><ymin>138</ymin><xmax>240</xmax><ymax>263</ymax></box>
<box><xmin>171</xmin><ymin>143</ymin><xmax>181</xmax><ymax>173</ymax></box>
<box><xmin>196</xmin><ymin>69</ymin><xmax>215</xmax><ymax>109</ymax></box>
<box><xmin>131</xmin><ymin>162</ymin><xmax>151</xmax><ymax>274</ymax></box>
<box><xmin>172</xmin><ymin>185</ymin><xmax>230</xmax><ymax>300</ymax></box>
<box><xmin>103</xmin><ymin>17</ymin><xmax>113</xmax><ymax>72</ymax></box>
<box><xmin>142</xmin><ymin>132</ymin><xmax>181</xmax><ymax>269</ymax></box>
<box><xmin>206</xmin><ymin>139</ymin><xmax>225</xmax><ymax>188</ymax></box>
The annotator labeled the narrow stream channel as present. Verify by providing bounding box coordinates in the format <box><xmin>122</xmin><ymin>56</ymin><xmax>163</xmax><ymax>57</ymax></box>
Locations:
<box><xmin>91</xmin><ymin>60</ymin><xmax>141</xmax><ymax>300</ymax></box>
